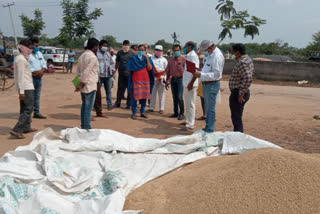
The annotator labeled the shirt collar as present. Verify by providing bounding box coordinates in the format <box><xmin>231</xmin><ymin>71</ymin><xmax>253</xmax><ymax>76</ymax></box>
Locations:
<box><xmin>187</xmin><ymin>50</ymin><xmax>195</xmax><ymax>56</ymax></box>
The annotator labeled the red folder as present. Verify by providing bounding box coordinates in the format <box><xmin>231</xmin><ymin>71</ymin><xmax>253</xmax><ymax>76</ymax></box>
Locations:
<box><xmin>186</xmin><ymin>60</ymin><xmax>196</xmax><ymax>73</ymax></box>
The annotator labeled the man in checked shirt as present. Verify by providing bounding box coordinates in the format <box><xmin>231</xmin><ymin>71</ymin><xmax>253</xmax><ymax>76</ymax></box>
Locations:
<box><xmin>229</xmin><ymin>43</ymin><xmax>254</xmax><ymax>133</ymax></box>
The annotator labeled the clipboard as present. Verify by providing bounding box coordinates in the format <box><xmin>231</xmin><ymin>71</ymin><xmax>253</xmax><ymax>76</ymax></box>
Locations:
<box><xmin>186</xmin><ymin>60</ymin><xmax>196</xmax><ymax>73</ymax></box>
<box><xmin>72</xmin><ymin>74</ymin><xmax>81</xmax><ymax>87</ymax></box>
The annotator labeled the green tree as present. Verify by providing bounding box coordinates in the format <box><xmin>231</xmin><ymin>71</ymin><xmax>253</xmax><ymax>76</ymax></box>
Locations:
<box><xmin>306</xmin><ymin>31</ymin><xmax>320</xmax><ymax>50</ymax></box>
<box><xmin>101</xmin><ymin>35</ymin><xmax>121</xmax><ymax>48</ymax></box>
<box><xmin>58</xmin><ymin>0</ymin><xmax>103</xmax><ymax>47</ymax></box>
<box><xmin>215</xmin><ymin>0</ymin><xmax>266</xmax><ymax>43</ymax></box>
<box><xmin>20</xmin><ymin>9</ymin><xmax>45</xmax><ymax>38</ymax></box>
<box><xmin>58</xmin><ymin>0</ymin><xmax>103</xmax><ymax>70</ymax></box>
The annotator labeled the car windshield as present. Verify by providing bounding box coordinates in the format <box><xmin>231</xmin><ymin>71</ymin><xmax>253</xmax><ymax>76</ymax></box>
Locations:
<box><xmin>55</xmin><ymin>49</ymin><xmax>65</xmax><ymax>54</ymax></box>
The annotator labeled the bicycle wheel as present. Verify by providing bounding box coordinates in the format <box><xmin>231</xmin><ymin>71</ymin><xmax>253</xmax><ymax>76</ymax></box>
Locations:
<box><xmin>0</xmin><ymin>69</ymin><xmax>15</xmax><ymax>91</ymax></box>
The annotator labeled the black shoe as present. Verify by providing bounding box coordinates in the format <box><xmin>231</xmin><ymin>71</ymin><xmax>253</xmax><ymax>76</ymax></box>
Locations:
<box><xmin>33</xmin><ymin>113</ymin><xmax>47</xmax><ymax>119</ymax></box>
<box><xmin>178</xmin><ymin>114</ymin><xmax>184</xmax><ymax>120</ymax></box>
<box><xmin>113</xmin><ymin>104</ymin><xmax>121</xmax><ymax>108</ymax></box>
<box><xmin>126</xmin><ymin>106</ymin><xmax>130</xmax><ymax>109</ymax></box>
<box><xmin>169</xmin><ymin>114</ymin><xmax>178</xmax><ymax>118</ymax></box>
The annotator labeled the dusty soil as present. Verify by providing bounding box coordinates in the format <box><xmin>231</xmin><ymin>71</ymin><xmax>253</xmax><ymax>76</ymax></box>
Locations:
<box><xmin>0</xmin><ymin>69</ymin><xmax>319</xmax><ymax>156</ymax></box>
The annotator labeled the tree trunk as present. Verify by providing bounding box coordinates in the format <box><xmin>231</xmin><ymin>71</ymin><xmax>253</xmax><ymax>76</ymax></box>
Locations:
<box><xmin>62</xmin><ymin>47</ymin><xmax>66</xmax><ymax>72</ymax></box>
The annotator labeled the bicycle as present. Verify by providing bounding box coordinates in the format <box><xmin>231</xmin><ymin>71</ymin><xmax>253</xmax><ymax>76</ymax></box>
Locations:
<box><xmin>0</xmin><ymin>65</ymin><xmax>14</xmax><ymax>91</ymax></box>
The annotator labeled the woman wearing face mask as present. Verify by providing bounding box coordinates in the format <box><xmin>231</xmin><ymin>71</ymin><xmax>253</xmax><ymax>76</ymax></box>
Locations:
<box><xmin>126</xmin><ymin>45</ymin><xmax>154</xmax><ymax>120</ymax></box>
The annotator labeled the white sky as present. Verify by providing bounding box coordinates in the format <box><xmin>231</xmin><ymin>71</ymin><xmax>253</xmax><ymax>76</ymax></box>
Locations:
<box><xmin>0</xmin><ymin>0</ymin><xmax>319</xmax><ymax>48</ymax></box>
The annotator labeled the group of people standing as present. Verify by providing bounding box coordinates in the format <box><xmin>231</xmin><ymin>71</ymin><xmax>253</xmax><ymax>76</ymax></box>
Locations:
<box><xmin>11</xmin><ymin>37</ymin><xmax>254</xmax><ymax>139</ymax></box>
<box><xmin>75</xmin><ymin>38</ymin><xmax>254</xmax><ymax>134</ymax></box>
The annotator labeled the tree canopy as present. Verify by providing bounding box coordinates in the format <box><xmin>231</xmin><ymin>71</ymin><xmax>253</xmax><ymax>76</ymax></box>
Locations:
<box><xmin>215</xmin><ymin>0</ymin><xmax>266</xmax><ymax>43</ymax></box>
<box><xmin>58</xmin><ymin>0</ymin><xmax>103</xmax><ymax>47</ymax></box>
<box><xmin>20</xmin><ymin>9</ymin><xmax>45</xmax><ymax>38</ymax></box>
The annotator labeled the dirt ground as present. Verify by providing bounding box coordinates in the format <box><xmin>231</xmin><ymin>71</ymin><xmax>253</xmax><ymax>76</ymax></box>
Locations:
<box><xmin>0</xmin><ymin>68</ymin><xmax>319</xmax><ymax>156</ymax></box>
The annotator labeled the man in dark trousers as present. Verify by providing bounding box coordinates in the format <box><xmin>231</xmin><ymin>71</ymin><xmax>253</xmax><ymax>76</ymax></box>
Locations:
<box><xmin>229</xmin><ymin>43</ymin><xmax>254</xmax><ymax>133</ymax></box>
<box><xmin>28</xmin><ymin>37</ymin><xmax>47</xmax><ymax>119</ymax></box>
<box><xmin>114</xmin><ymin>40</ymin><xmax>134</xmax><ymax>109</ymax></box>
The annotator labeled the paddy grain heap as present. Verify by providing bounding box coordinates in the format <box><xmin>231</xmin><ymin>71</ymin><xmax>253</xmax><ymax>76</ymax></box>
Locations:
<box><xmin>125</xmin><ymin>148</ymin><xmax>320</xmax><ymax>214</ymax></box>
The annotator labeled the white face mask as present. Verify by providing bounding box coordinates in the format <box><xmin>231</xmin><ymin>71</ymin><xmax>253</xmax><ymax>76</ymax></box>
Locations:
<box><xmin>101</xmin><ymin>47</ymin><xmax>108</xmax><ymax>52</ymax></box>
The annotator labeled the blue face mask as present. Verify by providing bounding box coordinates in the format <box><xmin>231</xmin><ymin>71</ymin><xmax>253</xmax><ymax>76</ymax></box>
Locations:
<box><xmin>33</xmin><ymin>46</ymin><xmax>40</xmax><ymax>53</ymax></box>
<box><xmin>204</xmin><ymin>51</ymin><xmax>209</xmax><ymax>58</ymax></box>
<box><xmin>183</xmin><ymin>47</ymin><xmax>187</xmax><ymax>55</ymax></box>
<box><xmin>173</xmin><ymin>51</ymin><xmax>181</xmax><ymax>57</ymax></box>
<box><xmin>137</xmin><ymin>51</ymin><xmax>145</xmax><ymax>60</ymax></box>
<box><xmin>184</xmin><ymin>46</ymin><xmax>194</xmax><ymax>55</ymax></box>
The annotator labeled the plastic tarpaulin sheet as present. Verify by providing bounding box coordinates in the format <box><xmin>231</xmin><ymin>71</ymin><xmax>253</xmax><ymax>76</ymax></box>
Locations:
<box><xmin>0</xmin><ymin>128</ymin><xmax>281</xmax><ymax>214</ymax></box>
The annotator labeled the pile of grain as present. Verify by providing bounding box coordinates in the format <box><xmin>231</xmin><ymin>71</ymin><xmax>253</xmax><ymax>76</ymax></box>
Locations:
<box><xmin>125</xmin><ymin>148</ymin><xmax>320</xmax><ymax>214</ymax></box>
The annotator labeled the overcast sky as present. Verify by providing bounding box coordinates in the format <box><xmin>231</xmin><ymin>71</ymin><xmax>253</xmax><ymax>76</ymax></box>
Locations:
<box><xmin>0</xmin><ymin>0</ymin><xmax>319</xmax><ymax>48</ymax></box>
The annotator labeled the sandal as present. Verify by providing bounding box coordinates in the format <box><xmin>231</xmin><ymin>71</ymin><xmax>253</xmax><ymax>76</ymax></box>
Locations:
<box><xmin>140</xmin><ymin>114</ymin><xmax>148</xmax><ymax>119</ymax></box>
<box><xmin>25</xmin><ymin>128</ymin><xmax>38</xmax><ymax>133</ymax></box>
<box><xmin>10</xmin><ymin>131</ymin><xmax>25</xmax><ymax>139</ymax></box>
<box><xmin>197</xmin><ymin>116</ymin><xmax>206</xmax><ymax>120</ymax></box>
<box><xmin>131</xmin><ymin>114</ymin><xmax>137</xmax><ymax>120</ymax></box>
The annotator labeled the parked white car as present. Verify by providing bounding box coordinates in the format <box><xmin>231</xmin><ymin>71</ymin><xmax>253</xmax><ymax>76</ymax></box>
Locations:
<box><xmin>40</xmin><ymin>46</ymin><xmax>68</xmax><ymax>66</ymax></box>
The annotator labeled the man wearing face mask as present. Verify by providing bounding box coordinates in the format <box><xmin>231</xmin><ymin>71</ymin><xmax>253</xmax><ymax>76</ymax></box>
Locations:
<box><xmin>165</xmin><ymin>44</ymin><xmax>185</xmax><ymax>121</ymax></box>
<box><xmin>10</xmin><ymin>39</ymin><xmax>37</xmax><ymax>139</ymax></box>
<box><xmin>181</xmin><ymin>41</ymin><xmax>200</xmax><ymax>131</ymax></box>
<box><xmin>28</xmin><ymin>37</ymin><xmax>47</xmax><ymax>119</ymax></box>
<box><xmin>75</xmin><ymin>38</ymin><xmax>100</xmax><ymax>130</ymax></box>
<box><xmin>126</xmin><ymin>45</ymin><xmax>154</xmax><ymax>120</ymax></box>
<box><xmin>97</xmin><ymin>40</ymin><xmax>115</xmax><ymax>111</ymax></box>
<box><xmin>150</xmin><ymin>45</ymin><xmax>168</xmax><ymax>114</ymax></box>
<box><xmin>114</xmin><ymin>40</ymin><xmax>134</xmax><ymax>109</ymax></box>
<box><xmin>193</xmin><ymin>40</ymin><xmax>225</xmax><ymax>133</ymax></box>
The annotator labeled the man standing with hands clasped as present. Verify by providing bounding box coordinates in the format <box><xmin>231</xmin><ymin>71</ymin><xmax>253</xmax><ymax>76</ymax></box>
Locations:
<box><xmin>229</xmin><ymin>43</ymin><xmax>254</xmax><ymax>133</ymax></box>
<box><xmin>165</xmin><ymin>44</ymin><xmax>185</xmax><ymax>121</ymax></box>
<box><xmin>193</xmin><ymin>40</ymin><xmax>224</xmax><ymax>133</ymax></box>
<box><xmin>29</xmin><ymin>37</ymin><xmax>47</xmax><ymax>119</ymax></box>
<box><xmin>150</xmin><ymin>45</ymin><xmax>168</xmax><ymax>114</ymax></box>
<box><xmin>181</xmin><ymin>41</ymin><xmax>200</xmax><ymax>131</ymax></box>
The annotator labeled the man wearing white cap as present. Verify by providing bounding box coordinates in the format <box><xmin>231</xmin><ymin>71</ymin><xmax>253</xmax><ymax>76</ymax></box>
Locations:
<box><xmin>193</xmin><ymin>40</ymin><xmax>224</xmax><ymax>133</ymax></box>
<box><xmin>150</xmin><ymin>45</ymin><xmax>168</xmax><ymax>114</ymax></box>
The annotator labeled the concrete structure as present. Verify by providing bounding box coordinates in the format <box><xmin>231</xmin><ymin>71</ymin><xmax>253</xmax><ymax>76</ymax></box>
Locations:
<box><xmin>223</xmin><ymin>59</ymin><xmax>320</xmax><ymax>82</ymax></box>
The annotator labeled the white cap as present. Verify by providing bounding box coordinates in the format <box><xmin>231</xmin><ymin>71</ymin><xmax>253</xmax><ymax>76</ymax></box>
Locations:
<box><xmin>199</xmin><ymin>40</ymin><xmax>214</xmax><ymax>52</ymax></box>
<box><xmin>84</xmin><ymin>40</ymin><xmax>88</xmax><ymax>48</ymax></box>
<box><xmin>155</xmin><ymin>45</ymin><xmax>163</xmax><ymax>51</ymax></box>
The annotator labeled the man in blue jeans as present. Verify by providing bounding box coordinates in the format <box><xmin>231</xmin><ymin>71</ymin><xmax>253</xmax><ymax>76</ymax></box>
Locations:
<box><xmin>29</xmin><ymin>37</ymin><xmax>47</xmax><ymax>119</ymax></box>
<box><xmin>193</xmin><ymin>40</ymin><xmax>225</xmax><ymax>132</ymax></box>
<box><xmin>75</xmin><ymin>38</ymin><xmax>99</xmax><ymax>130</ymax></box>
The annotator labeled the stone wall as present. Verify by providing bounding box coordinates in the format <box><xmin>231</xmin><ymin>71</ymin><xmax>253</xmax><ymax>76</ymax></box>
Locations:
<box><xmin>223</xmin><ymin>59</ymin><xmax>320</xmax><ymax>82</ymax></box>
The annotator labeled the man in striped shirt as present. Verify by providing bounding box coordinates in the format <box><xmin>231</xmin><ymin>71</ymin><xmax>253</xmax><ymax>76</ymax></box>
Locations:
<box><xmin>229</xmin><ymin>43</ymin><xmax>254</xmax><ymax>133</ymax></box>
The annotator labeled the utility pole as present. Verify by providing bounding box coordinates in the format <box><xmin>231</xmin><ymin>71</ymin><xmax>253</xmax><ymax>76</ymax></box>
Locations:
<box><xmin>2</xmin><ymin>2</ymin><xmax>18</xmax><ymax>49</ymax></box>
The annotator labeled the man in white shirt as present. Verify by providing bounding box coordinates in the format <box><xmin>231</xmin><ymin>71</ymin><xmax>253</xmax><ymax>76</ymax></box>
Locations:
<box><xmin>150</xmin><ymin>45</ymin><xmax>168</xmax><ymax>114</ymax></box>
<box><xmin>181</xmin><ymin>41</ymin><xmax>200</xmax><ymax>131</ymax></box>
<box><xmin>11</xmin><ymin>39</ymin><xmax>37</xmax><ymax>139</ymax></box>
<box><xmin>193</xmin><ymin>40</ymin><xmax>225</xmax><ymax>133</ymax></box>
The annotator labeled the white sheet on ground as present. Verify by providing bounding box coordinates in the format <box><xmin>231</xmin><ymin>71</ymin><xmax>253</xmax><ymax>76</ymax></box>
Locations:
<box><xmin>0</xmin><ymin>128</ymin><xmax>281</xmax><ymax>214</ymax></box>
